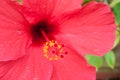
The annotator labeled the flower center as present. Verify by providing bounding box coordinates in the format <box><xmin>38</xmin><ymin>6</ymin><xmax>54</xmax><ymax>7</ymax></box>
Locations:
<box><xmin>41</xmin><ymin>30</ymin><xmax>68</xmax><ymax>61</ymax></box>
<box><xmin>30</xmin><ymin>20</ymin><xmax>57</xmax><ymax>46</ymax></box>
<box><xmin>30</xmin><ymin>20</ymin><xmax>67</xmax><ymax>61</ymax></box>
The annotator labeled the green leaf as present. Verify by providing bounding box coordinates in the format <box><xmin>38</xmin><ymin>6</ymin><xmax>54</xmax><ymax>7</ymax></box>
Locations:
<box><xmin>113</xmin><ymin>2</ymin><xmax>120</xmax><ymax>25</ymax></box>
<box><xmin>17</xmin><ymin>0</ymin><xmax>22</xmax><ymax>4</ymax></box>
<box><xmin>82</xmin><ymin>0</ymin><xmax>92</xmax><ymax>5</ymax></box>
<box><xmin>85</xmin><ymin>55</ymin><xmax>103</xmax><ymax>69</ymax></box>
<box><xmin>18</xmin><ymin>0</ymin><xmax>22</xmax><ymax>2</ymax></box>
<box><xmin>110</xmin><ymin>0</ymin><xmax>120</xmax><ymax>7</ymax></box>
<box><xmin>105</xmin><ymin>51</ymin><xmax>115</xmax><ymax>69</ymax></box>
<box><xmin>113</xmin><ymin>31</ymin><xmax>120</xmax><ymax>48</ymax></box>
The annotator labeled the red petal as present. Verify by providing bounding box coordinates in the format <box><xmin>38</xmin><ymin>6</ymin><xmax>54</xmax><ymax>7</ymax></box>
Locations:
<box><xmin>0</xmin><ymin>0</ymin><xmax>29</xmax><ymax>61</ymax></box>
<box><xmin>56</xmin><ymin>2</ymin><xmax>116</xmax><ymax>56</ymax></box>
<box><xmin>0</xmin><ymin>47</ymin><xmax>53</xmax><ymax>80</ymax></box>
<box><xmin>21</xmin><ymin>0</ymin><xmax>83</xmax><ymax>23</ymax></box>
<box><xmin>51</xmin><ymin>46</ymin><xmax>96</xmax><ymax>80</ymax></box>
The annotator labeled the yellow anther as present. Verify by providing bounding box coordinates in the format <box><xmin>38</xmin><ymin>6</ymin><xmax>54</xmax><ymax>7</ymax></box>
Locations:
<box><xmin>58</xmin><ymin>45</ymin><xmax>62</xmax><ymax>49</ymax></box>
<box><xmin>44</xmin><ymin>46</ymin><xmax>48</xmax><ymax>49</ymax></box>
<box><xmin>43</xmin><ymin>49</ymin><xmax>48</xmax><ymax>53</ymax></box>
<box><xmin>54</xmin><ymin>56</ymin><xmax>59</xmax><ymax>60</ymax></box>
<box><xmin>43</xmin><ymin>45</ymin><xmax>48</xmax><ymax>53</ymax></box>
<box><xmin>49</xmin><ymin>58</ymin><xmax>53</xmax><ymax>61</ymax></box>
<box><xmin>43</xmin><ymin>40</ymin><xmax>66</xmax><ymax>61</ymax></box>
<box><xmin>45</xmin><ymin>42</ymin><xmax>48</xmax><ymax>45</ymax></box>
<box><xmin>59</xmin><ymin>49</ymin><xmax>63</xmax><ymax>53</ymax></box>
<box><xmin>49</xmin><ymin>42</ymin><xmax>54</xmax><ymax>47</ymax></box>
<box><xmin>44</xmin><ymin>54</ymin><xmax>49</xmax><ymax>58</ymax></box>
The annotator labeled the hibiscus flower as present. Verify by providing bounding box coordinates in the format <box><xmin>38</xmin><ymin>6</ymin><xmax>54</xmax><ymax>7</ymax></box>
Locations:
<box><xmin>0</xmin><ymin>0</ymin><xmax>115</xmax><ymax>80</ymax></box>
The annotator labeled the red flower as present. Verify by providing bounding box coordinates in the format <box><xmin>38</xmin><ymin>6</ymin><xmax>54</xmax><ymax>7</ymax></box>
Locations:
<box><xmin>0</xmin><ymin>0</ymin><xmax>115</xmax><ymax>80</ymax></box>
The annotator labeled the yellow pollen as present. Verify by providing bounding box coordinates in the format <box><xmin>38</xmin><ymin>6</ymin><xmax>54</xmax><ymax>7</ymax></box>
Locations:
<box><xmin>58</xmin><ymin>45</ymin><xmax>62</xmax><ymax>49</ymax></box>
<box><xmin>49</xmin><ymin>42</ymin><xmax>54</xmax><ymax>47</ymax></box>
<box><xmin>43</xmin><ymin>40</ymin><xmax>65</xmax><ymax>61</ymax></box>
<box><xmin>44</xmin><ymin>54</ymin><xmax>49</xmax><ymax>58</ymax></box>
<box><xmin>54</xmin><ymin>56</ymin><xmax>59</xmax><ymax>60</ymax></box>
<box><xmin>59</xmin><ymin>49</ymin><xmax>63</xmax><ymax>53</ymax></box>
<box><xmin>49</xmin><ymin>58</ymin><xmax>53</xmax><ymax>61</ymax></box>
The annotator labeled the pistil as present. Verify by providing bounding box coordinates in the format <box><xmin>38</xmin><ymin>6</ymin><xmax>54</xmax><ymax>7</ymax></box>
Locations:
<box><xmin>40</xmin><ymin>29</ymin><xmax>68</xmax><ymax>61</ymax></box>
<box><xmin>40</xmin><ymin>29</ymin><xmax>49</xmax><ymax>42</ymax></box>
<box><xmin>43</xmin><ymin>40</ymin><xmax>68</xmax><ymax>61</ymax></box>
